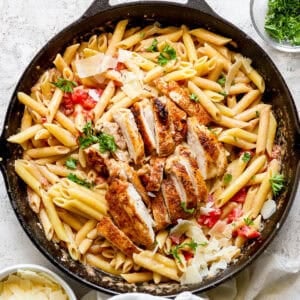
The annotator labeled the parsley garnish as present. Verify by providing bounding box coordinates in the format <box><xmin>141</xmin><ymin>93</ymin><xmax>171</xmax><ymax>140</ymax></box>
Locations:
<box><xmin>157</xmin><ymin>44</ymin><xmax>177</xmax><ymax>66</ymax></box>
<box><xmin>217</xmin><ymin>75</ymin><xmax>226</xmax><ymax>87</ymax></box>
<box><xmin>244</xmin><ymin>217</ymin><xmax>254</xmax><ymax>226</ymax></box>
<box><xmin>65</xmin><ymin>157</ymin><xmax>77</xmax><ymax>170</ymax></box>
<box><xmin>224</xmin><ymin>173</ymin><xmax>232</xmax><ymax>185</ymax></box>
<box><xmin>255</xmin><ymin>110</ymin><xmax>260</xmax><ymax>118</ymax></box>
<box><xmin>52</xmin><ymin>77</ymin><xmax>77</xmax><ymax>93</ymax></box>
<box><xmin>189</xmin><ymin>93</ymin><xmax>199</xmax><ymax>102</ymax></box>
<box><xmin>269</xmin><ymin>173</ymin><xmax>285</xmax><ymax>196</ymax></box>
<box><xmin>146</xmin><ymin>38</ymin><xmax>158</xmax><ymax>52</ymax></box>
<box><xmin>219</xmin><ymin>91</ymin><xmax>228</xmax><ymax>97</ymax></box>
<box><xmin>98</xmin><ymin>133</ymin><xmax>117</xmax><ymax>153</ymax></box>
<box><xmin>170</xmin><ymin>240</ymin><xmax>207</xmax><ymax>263</ymax></box>
<box><xmin>180</xmin><ymin>202</ymin><xmax>195</xmax><ymax>214</ymax></box>
<box><xmin>67</xmin><ymin>174</ymin><xmax>93</xmax><ymax>189</ymax></box>
<box><xmin>79</xmin><ymin>122</ymin><xmax>117</xmax><ymax>153</ymax></box>
<box><xmin>242</xmin><ymin>152</ymin><xmax>251</xmax><ymax>163</ymax></box>
<box><xmin>264</xmin><ymin>0</ymin><xmax>300</xmax><ymax>46</ymax></box>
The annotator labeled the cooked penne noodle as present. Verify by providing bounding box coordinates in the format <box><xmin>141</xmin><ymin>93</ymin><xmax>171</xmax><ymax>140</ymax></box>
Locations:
<box><xmin>27</xmin><ymin>187</ymin><xmax>41</xmax><ymax>213</ymax></box>
<box><xmin>25</xmin><ymin>146</ymin><xmax>70</xmax><ymax>158</ymax></box>
<box><xmin>63</xmin><ymin>43</ymin><xmax>80</xmax><ymax>65</ymax></box>
<box><xmin>58</xmin><ymin>210</ymin><xmax>84</xmax><ymax>231</ymax></box>
<box><xmin>182</xmin><ymin>25</ymin><xmax>197</xmax><ymax>63</ymax></box>
<box><xmin>190</xmin><ymin>28</ymin><xmax>231</xmax><ymax>45</ymax></box>
<box><xmin>231</xmin><ymin>90</ymin><xmax>261</xmax><ymax>115</ymax></box>
<box><xmin>234</xmin><ymin>104</ymin><xmax>267</xmax><ymax>121</ymax></box>
<box><xmin>266</xmin><ymin>112</ymin><xmax>277</xmax><ymax>156</ymax></box>
<box><xmin>106</xmin><ymin>19</ymin><xmax>128</xmax><ymax>55</ymax></box>
<box><xmin>86</xmin><ymin>254</ymin><xmax>122</xmax><ymax>275</ymax></box>
<box><xmin>256</xmin><ymin>106</ymin><xmax>271</xmax><ymax>155</ymax></box>
<box><xmin>192</xmin><ymin>76</ymin><xmax>223</xmax><ymax>92</ymax></box>
<box><xmin>243</xmin><ymin>186</ymin><xmax>259</xmax><ymax>213</ymax></box>
<box><xmin>121</xmin><ymin>272</ymin><xmax>153</xmax><ymax>283</ymax></box>
<box><xmin>39</xmin><ymin>208</ymin><xmax>54</xmax><ymax>241</ymax></box>
<box><xmin>47</xmin><ymin>88</ymin><xmax>64</xmax><ymax>123</ymax></box>
<box><xmin>7</xmin><ymin>124</ymin><xmax>43</xmax><ymax>144</ymax></box>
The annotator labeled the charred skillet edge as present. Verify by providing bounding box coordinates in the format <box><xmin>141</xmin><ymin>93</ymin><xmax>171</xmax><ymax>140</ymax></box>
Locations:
<box><xmin>82</xmin><ymin>0</ymin><xmax>216</xmax><ymax>19</ymax></box>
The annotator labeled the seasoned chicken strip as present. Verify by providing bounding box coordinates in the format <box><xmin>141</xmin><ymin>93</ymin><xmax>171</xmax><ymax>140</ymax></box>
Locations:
<box><xmin>132</xmin><ymin>99</ymin><xmax>156</xmax><ymax>154</ymax></box>
<box><xmin>156</xmin><ymin>79</ymin><xmax>211</xmax><ymax>125</ymax></box>
<box><xmin>167</xmin><ymin>100</ymin><xmax>187</xmax><ymax>145</ymax></box>
<box><xmin>161</xmin><ymin>177</ymin><xmax>191</xmax><ymax>223</ymax></box>
<box><xmin>106</xmin><ymin>178</ymin><xmax>155</xmax><ymax>247</ymax></box>
<box><xmin>153</xmin><ymin>97</ymin><xmax>175</xmax><ymax>157</ymax></box>
<box><xmin>175</xmin><ymin>144</ymin><xmax>208</xmax><ymax>203</ymax></box>
<box><xmin>187</xmin><ymin>117</ymin><xmax>227</xmax><ymax>179</ymax></box>
<box><xmin>97</xmin><ymin>217</ymin><xmax>140</xmax><ymax>256</ymax></box>
<box><xmin>165</xmin><ymin>155</ymin><xmax>198</xmax><ymax>213</ymax></box>
<box><xmin>113</xmin><ymin>108</ymin><xmax>145</xmax><ymax>165</ymax></box>
<box><xmin>139</xmin><ymin>157</ymin><xmax>165</xmax><ymax>192</ymax></box>
<box><xmin>151</xmin><ymin>193</ymin><xmax>171</xmax><ymax>231</ymax></box>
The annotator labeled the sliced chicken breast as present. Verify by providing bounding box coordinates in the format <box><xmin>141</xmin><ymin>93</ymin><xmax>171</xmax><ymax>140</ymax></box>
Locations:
<box><xmin>113</xmin><ymin>108</ymin><xmax>145</xmax><ymax>165</ymax></box>
<box><xmin>106</xmin><ymin>178</ymin><xmax>155</xmax><ymax>247</ymax></box>
<box><xmin>187</xmin><ymin>117</ymin><xmax>227</xmax><ymax>179</ymax></box>
<box><xmin>152</xmin><ymin>97</ymin><xmax>175</xmax><ymax>157</ymax></box>
<box><xmin>161</xmin><ymin>177</ymin><xmax>191</xmax><ymax>223</ymax></box>
<box><xmin>97</xmin><ymin>217</ymin><xmax>140</xmax><ymax>256</ymax></box>
<box><xmin>151</xmin><ymin>193</ymin><xmax>171</xmax><ymax>231</ymax></box>
<box><xmin>156</xmin><ymin>79</ymin><xmax>211</xmax><ymax>125</ymax></box>
<box><xmin>132</xmin><ymin>99</ymin><xmax>156</xmax><ymax>154</ymax></box>
<box><xmin>139</xmin><ymin>157</ymin><xmax>165</xmax><ymax>192</ymax></box>
<box><xmin>167</xmin><ymin>100</ymin><xmax>187</xmax><ymax>145</ymax></box>
<box><xmin>175</xmin><ymin>144</ymin><xmax>208</xmax><ymax>203</ymax></box>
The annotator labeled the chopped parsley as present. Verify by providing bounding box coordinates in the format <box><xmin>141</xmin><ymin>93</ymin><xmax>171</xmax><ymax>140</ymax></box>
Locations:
<box><xmin>255</xmin><ymin>110</ymin><xmax>260</xmax><ymax>118</ymax></box>
<box><xmin>79</xmin><ymin>122</ymin><xmax>117</xmax><ymax>153</ymax></box>
<box><xmin>65</xmin><ymin>157</ymin><xmax>78</xmax><ymax>170</ymax></box>
<box><xmin>242</xmin><ymin>152</ymin><xmax>252</xmax><ymax>163</ymax></box>
<box><xmin>157</xmin><ymin>44</ymin><xmax>177</xmax><ymax>66</ymax></box>
<box><xmin>52</xmin><ymin>77</ymin><xmax>77</xmax><ymax>93</ymax></box>
<box><xmin>244</xmin><ymin>217</ymin><xmax>254</xmax><ymax>226</ymax></box>
<box><xmin>223</xmin><ymin>173</ymin><xmax>232</xmax><ymax>185</ymax></box>
<box><xmin>170</xmin><ymin>240</ymin><xmax>207</xmax><ymax>262</ymax></box>
<box><xmin>219</xmin><ymin>91</ymin><xmax>228</xmax><ymax>97</ymax></box>
<box><xmin>189</xmin><ymin>93</ymin><xmax>199</xmax><ymax>102</ymax></box>
<box><xmin>264</xmin><ymin>0</ymin><xmax>300</xmax><ymax>46</ymax></box>
<box><xmin>180</xmin><ymin>202</ymin><xmax>195</xmax><ymax>214</ymax></box>
<box><xmin>67</xmin><ymin>173</ymin><xmax>93</xmax><ymax>189</ymax></box>
<box><xmin>146</xmin><ymin>38</ymin><xmax>158</xmax><ymax>52</ymax></box>
<box><xmin>269</xmin><ymin>173</ymin><xmax>285</xmax><ymax>196</ymax></box>
<box><xmin>217</xmin><ymin>75</ymin><xmax>226</xmax><ymax>87</ymax></box>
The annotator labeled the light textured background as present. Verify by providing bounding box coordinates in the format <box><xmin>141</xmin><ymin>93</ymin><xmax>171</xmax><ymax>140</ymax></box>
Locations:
<box><xmin>0</xmin><ymin>0</ymin><xmax>299</xmax><ymax>298</ymax></box>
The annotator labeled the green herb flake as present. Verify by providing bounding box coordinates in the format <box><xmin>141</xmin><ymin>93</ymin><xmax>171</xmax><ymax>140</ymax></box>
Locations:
<box><xmin>146</xmin><ymin>38</ymin><xmax>158</xmax><ymax>52</ymax></box>
<box><xmin>170</xmin><ymin>240</ymin><xmax>206</xmax><ymax>262</ymax></box>
<box><xmin>255</xmin><ymin>110</ymin><xmax>260</xmax><ymax>118</ymax></box>
<box><xmin>224</xmin><ymin>173</ymin><xmax>233</xmax><ymax>185</ymax></box>
<box><xmin>52</xmin><ymin>77</ymin><xmax>77</xmax><ymax>93</ymax></box>
<box><xmin>269</xmin><ymin>173</ymin><xmax>285</xmax><ymax>196</ymax></box>
<box><xmin>189</xmin><ymin>93</ymin><xmax>199</xmax><ymax>102</ymax></box>
<box><xmin>244</xmin><ymin>217</ymin><xmax>254</xmax><ymax>226</ymax></box>
<box><xmin>180</xmin><ymin>202</ymin><xmax>195</xmax><ymax>214</ymax></box>
<box><xmin>67</xmin><ymin>173</ymin><xmax>93</xmax><ymax>189</ymax></box>
<box><xmin>242</xmin><ymin>152</ymin><xmax>251</xmax><ymax>163</ymax></box>
<box><xmin>217</xmin><ymin>75</ymin><xmax>226</xmax><ymax>87</ymax></box>
<box><xmin>264</xmin><ymin>0</ymin><xmax>300</xmax><ymax>46</ymax></box>
<box><xmin>157</xmin><ymin>43</ymin><xmax>177</xmax><ymax>66</ymax></box>
<box><xmin>98</xmin><ymin>133</ymin><xmax>117</xmax><ymax>153</ymax></box>
<box><xmin>65</xmin><ymin>157</ymin><xmax>78</xmax><ymax>170</ymax></box>
<box><xmin>219</xmin><ymin>91</ymin><xmax>228</xmax><ymax>97</ymax></box>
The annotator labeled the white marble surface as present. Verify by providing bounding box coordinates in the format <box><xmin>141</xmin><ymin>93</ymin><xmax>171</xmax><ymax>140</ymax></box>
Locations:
<box><xmin>0</xmin><ymin>0</ymin><xmax>299</xmax><ymax>299</ymax></box>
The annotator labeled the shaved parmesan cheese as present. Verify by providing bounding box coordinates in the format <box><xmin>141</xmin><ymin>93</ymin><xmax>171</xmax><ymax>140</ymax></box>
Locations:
<box><xmin>180</xmin><ymin>264</ymin><xmax>203</xmax><ymax>284</ymax></box>
<box><xmin>118</xmin><ymin>49</ymin><xmax>133</xmax><ymax>62</ymax></box>
<box><xmin>88</xmin><ymin>89</ymin><xmax>100</xmax><ymax>102</ymax></box>
<box><xmin>75</xmin><ymin>53</ymin><xmax>117</xmax><ymax>78</ymax></box>
<box><xmin>121</xmin><ymin>70</ymin><xmax>144</xmax><ymax>99</ymax></box>
<box><xmin>261</xmin><ymin>199</ymin><xmax>276</xmax><ymax>219</ymax></box>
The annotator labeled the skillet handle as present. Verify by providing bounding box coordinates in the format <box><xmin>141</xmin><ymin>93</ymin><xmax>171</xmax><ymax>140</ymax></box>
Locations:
<box><xmin>83</xmin><ymin>0</ymin><xmax>216</xmax><ymax>18</ymax></box>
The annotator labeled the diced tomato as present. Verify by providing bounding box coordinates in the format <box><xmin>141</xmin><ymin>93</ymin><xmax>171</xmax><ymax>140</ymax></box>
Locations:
<box><xmin>197</xmin><ymin>208</ymin><xmax>221</xmax><ymax>228</ymax></box>
<box><xmin>115</xmin><ymin>62</ymin><xmax>126</xmax><ymax>71</ymax></box>
<box><xmin>227</xmin><ymin>207</ymin><xmax>243</xmax><ymax>224</ymax></box>
<box><xmin>71</xmin><ymin>89</ymin><xmax>89</xmax><ymax>104</ymax></box>
<box><xmin>230</xmin><ymin>188</ymin><xmax>247</xmax><ymax>203</ymax></box>
<box><xmin>235</xmin><ymin>225</ymin><xmax>261</xmax><ymax>239</ymax></box>
<box><xmin>207</xmin><ymin>194</ymin><xmax>214</xmax><ymax>202</ymax></box>
<box><xmin>169</xmin><ymin>234</ymin><xmax>184</xmax><ymax>245</ymax></box>
<box><xmin>96</xmin><ymin>88</ymin><xmax>104</xmax><ymax>96</ymax></box>
<box><xmin>81</xmin><ymin>97</ymin><xmax>97</xmax><ymax>110</ymax></box>
<box><xmin>183</xmin><ymin>251</ymin><xmax>194</xmax><ymax>262</ymax></box>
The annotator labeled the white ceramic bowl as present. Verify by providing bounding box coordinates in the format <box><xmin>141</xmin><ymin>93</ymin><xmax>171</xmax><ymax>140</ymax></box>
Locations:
<box><xmin>0</xmin><ymin>264</ymin><xmax>77</xmax><ymax>300</ymax></box>
<box><xmin>250</xmin><ymin>0</ymin><xmax>300</xmax><ymax>53</ymax></box>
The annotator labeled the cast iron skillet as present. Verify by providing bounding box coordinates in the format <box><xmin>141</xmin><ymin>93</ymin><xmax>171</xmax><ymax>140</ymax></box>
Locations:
<box><xmin>0</xmin><ymin>0</ymin><xmax>300</xmax><ymax>297</ymax></box>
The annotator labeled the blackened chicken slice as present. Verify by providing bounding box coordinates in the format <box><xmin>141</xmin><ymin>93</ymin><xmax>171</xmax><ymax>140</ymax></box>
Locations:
<box><xmin>113</xmin><ymin>108</ymin><xmax>145</xmax><ymax>165</ymax></box>
<box><xmin>156</xmin><ymin>79</ymin><xmax>211</xmax><ymax>125</ymax></box>
<box><xmin>187</xmin><ymin>117</ymin><xmax>227</xmax><ymax>180</ymax></box>
<box><xmin>97</xmin><ymin>217</ymin><xmax>141</xmax><ymax>257</ymax></box>
<box><xmin>151</xmin><ymin>193</ymin><xmax>171</xmax><ymax>231</ymax></box>
<box><xmin>106</xmin><ymin>178</ymin><xmax>155</xmax><ymax>247</ymax></box>
<box><xmin>152</xmin><ymin>97</ymin><xmax>175</xmax><ymax>157</ymax></box>
<box><xmin>167</xmin><ymin>100</ymin><xmax>187</xmax><ymax>146</ymax></box>
<box><xmin>131</xmin><ymin>99</ymin><xmax>156</xmax><ymax>155</ymax></box>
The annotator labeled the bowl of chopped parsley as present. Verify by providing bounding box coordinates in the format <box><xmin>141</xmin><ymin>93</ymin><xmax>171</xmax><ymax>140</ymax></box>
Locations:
<box><xmin>250</xmin><ymin>0</ymin><xmax>300</xmax><ymax>52</ymax></box>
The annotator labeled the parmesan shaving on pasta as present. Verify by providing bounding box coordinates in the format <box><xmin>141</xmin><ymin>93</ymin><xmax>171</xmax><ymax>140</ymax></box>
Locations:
<box><xmin>121</xmin><ymin>70</ymin><xmax>144</xmax><ymax>99</ymax></box>
<box><xmin>75</xmin><ymin>53</ymin><xmax>118</xmax><ymax>78</ymax></box>
<box><xmin>0</xmin><ymin>269</ymin><xmax>69</xmax><ymax>299</ymax></box>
